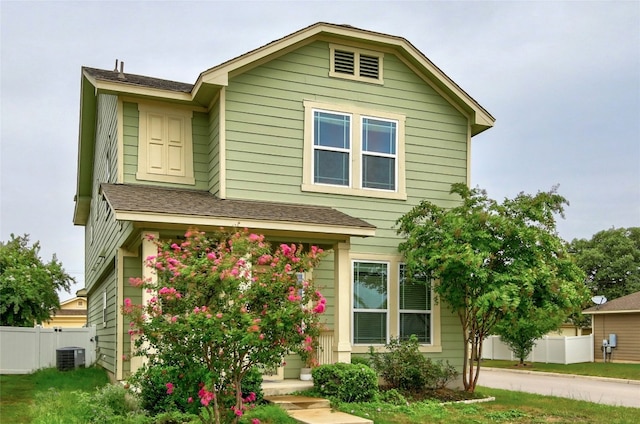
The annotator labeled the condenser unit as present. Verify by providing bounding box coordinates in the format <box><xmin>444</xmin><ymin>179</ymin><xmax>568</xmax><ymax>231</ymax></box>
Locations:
<box><xmin>56</xmin><ymin>347</ymin><xmax>86</xmax><ymax>371</ymax></box>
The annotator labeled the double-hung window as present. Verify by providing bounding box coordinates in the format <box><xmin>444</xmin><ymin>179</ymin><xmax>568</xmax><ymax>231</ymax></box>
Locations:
<box><xmin>399</xmin><ymin>264</ymin><xmax>432</xmax><ymax>343</ymax></box>
<box><xmin>303</xmin><ymin>100</ymin><xmax>406</xmax><ymax>200</ymax></box>
<box><xmin>352</xmin><ymin>261</ymin><xmax>388</xmax><ymax>344</ymax></box>
<box><xmin>313</xmin><ymin>111</ymin><xmax>351</xmax><ymax>186</ymax></box>
<box><xmin>361</xmin><ymin>117</ymin><xmax>397</xmax><ymax>190</ymax></box>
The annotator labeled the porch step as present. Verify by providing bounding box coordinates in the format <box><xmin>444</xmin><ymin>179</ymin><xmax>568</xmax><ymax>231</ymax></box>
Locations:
<box><xmin>265</xmin><ymin>395</ymin><xmax>330</xmax><ymax>410</ymax></box>
<box><xmin>265</xmin><ymin>395</ymin><xmax>373</xmax><ymax>424</ymax></box>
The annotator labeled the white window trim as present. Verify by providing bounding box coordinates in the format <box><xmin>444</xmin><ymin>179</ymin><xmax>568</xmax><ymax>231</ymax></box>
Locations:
<box><xmin>302</xmin><ymin>100</ymin><xmax>406</xmax><ymax>200</ymax></box>
<box><xmin>136</xmin><ymin>103</ymin><xmax>195</xmax><ymax>185</ymax></box>
<box><xmin>398</xmin><ymin>263</ymin><xmax>433</xmax><ymax>345</ymax></box>
<box><xmin>351</xmin><ymin>259</ymin><xmax>390</xmax><ymax>346</ymax></box>
<box><xmin>329</xmin><ymin>44</ymin><xmax>384</xmax><ymax>85</ymax></box>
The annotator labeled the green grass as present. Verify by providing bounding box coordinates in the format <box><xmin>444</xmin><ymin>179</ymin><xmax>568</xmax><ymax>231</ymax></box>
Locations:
<box><xmin>336</xmin><ymin>387</ymin><xmax>640</xmax><ymax>423</ymax></box>
<box><xmin>0</xmin><ymin>367</ymin><xmax>109</xmax><ymax>423</ymax></box>
<box><xmin>3</xmin><ymin>366</ymin><xmax>639</xmax><ymax>423</ymax></box>
<box><xmin>481</xmin><ymin>360</ymin><xmax>640</xmax><ymax>380</ymax></box>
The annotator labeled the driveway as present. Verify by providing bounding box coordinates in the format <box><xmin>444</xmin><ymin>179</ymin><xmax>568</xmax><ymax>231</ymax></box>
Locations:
<box><xmin>478</xmin><ymin>367</ymin><xmax>640</xmax><ymax>408</ymax></box>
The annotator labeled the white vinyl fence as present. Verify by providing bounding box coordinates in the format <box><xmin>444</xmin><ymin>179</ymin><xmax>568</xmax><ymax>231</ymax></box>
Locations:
<box><xmin>0</xmin><ymin>326</ymin><xmax>97</xmax><ymax>374</ymax></box>
<box><xmin>482</xmin><ymin>334</ymin><xmax>594</xmax><ymax>364</ymax></box>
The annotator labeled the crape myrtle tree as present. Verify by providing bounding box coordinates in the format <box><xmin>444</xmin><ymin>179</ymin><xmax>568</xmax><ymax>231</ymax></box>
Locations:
<box><xmin>396</xmin><ymin>184</ymin><xmax>587</xmax><ymax>392</ymax></box>
<box><xmin>123</xmin><ymin>229</ymin><xmax>326</xmax><ymax>424</ymax></box>
<box><xmin>0</xmin><ymin>234</ymin><xmax>74</xmax><ymax>326</ymax></box>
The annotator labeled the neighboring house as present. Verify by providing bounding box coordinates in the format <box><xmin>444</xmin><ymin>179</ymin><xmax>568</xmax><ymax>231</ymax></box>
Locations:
<box><xmin>42</xmin><ymin>297</ymin><xmax>87</xmax><ymax>328</ymax></box>
<box><xmin>73</xmin><ymin>22</ymin><xmax>494</xmax><ymax>381</ymax></box>
<box><xmin>583</xmin><ymin>291</ymin><xmax>640</xmax><ymax>363</ymax></box>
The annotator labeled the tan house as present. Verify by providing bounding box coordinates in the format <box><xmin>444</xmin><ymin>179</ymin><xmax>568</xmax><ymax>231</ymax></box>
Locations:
<box><xmin>42</xmin><ymin>297</ymin><xmax>88</xmax><ymax>328</ymax></box>
<box><xmin>583</xmin><ymin>291</ymin><xmax>640</xmax><ymax>363</ymax></box>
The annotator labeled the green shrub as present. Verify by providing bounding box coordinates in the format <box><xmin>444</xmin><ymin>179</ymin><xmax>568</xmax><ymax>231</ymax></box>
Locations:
<box><xmin>369</xmin><ymin>335</ymin><xmax>458</xmax><ymax>391</ymax></box>
<box><xmin>240</xmin><ymin>367</ymin><xmax>264</xmax><ymax>404</ymax></box>
<box><xmin>350</xmin><ymin>355</ymin><xmax>370</xmax><ymax>367</ymax></box>
<box><xmin>312</xmin><ymin>362</ymin><xmax>377</xmax><ymax>402</ymax></box>
<box><xmin>379</xmin><ymin>388</ymin><xmax>408</xmax><ymax>405</ymax></box>
<box><xmin>130</xmin><ymin>362</ymin><xmax>210</xmax><ymax>415</ymax></box>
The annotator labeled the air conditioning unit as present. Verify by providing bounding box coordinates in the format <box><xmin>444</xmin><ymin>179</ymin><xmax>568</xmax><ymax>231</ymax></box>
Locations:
<box><xmin>56</xmin><ymin>347</ymin><xmax>86</xmax><ymax>371</ymax></box>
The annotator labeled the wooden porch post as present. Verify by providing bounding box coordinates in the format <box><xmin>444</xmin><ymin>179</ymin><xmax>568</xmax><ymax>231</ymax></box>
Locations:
<box><xmin>333</xmin><ymin>241</ymin><xmax>352</xmax><ymax>363</ymax></box>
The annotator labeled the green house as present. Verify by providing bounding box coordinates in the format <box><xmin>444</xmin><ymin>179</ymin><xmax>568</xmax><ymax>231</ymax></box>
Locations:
<box><xmin>73</xmin><ymin>22</ymin><xmax>494</xmax><ymax>381</ymax></box>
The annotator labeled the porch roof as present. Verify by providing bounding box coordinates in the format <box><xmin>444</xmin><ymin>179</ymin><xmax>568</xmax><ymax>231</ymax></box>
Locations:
<box><xmin>100</xmin><ymin>183</ymin><xmax>376</xmax><ymax>237</ymax></box>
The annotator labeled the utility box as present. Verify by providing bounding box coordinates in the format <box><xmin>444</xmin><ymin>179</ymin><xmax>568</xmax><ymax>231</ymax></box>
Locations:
<box><xmin>609</xmin><ymin>334</ymin><xmax>617</xmax><ymax>348</ymax></box>
<box><xmin>56</xmin><ymin>347</ymin><xmax>86</xmax><ymax>371</ymax></box>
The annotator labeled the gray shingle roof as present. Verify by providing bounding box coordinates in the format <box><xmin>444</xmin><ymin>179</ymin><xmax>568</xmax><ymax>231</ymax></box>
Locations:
<box><xmin>583</xmin><ymin>291</ymin><xmax>640</xmax><ymax>314</ymax></box>
<box><xmin>100</xmin><ymin>183</ymin><xmax>375</xmax><ymax>231</ymax></box>
<box><xmin>83</xmin><ymin>67</ymin><xmax>193</xmax><ymax>93</ymax></box>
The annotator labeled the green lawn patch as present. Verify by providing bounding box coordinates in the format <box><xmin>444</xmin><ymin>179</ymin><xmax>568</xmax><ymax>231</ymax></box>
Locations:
<box><xmin>0</xmin><ymin>366</ymin><xmax>108</xmax><ymax>423</ymax></box>
<box><xmin>481</xmin><ymin>359</ymin><xmax>640</xmax><ymax>380</ymax></box>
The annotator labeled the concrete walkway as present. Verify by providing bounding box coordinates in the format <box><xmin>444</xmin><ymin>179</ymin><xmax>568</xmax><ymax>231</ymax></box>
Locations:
<box><xmin>265</xmin><ymin>395</ymin><xmax>373</xmax><ymax>424</ymax></box>
<box><xmin>479</xmin><ymin>367</ymin><xmax>640</xmax><ymax>408</ymax></box>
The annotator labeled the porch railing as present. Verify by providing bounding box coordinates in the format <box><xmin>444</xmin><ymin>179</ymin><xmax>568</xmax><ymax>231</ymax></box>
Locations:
<box><xmin>317</xmin><ymin>330</ymin><xmax>334</xmax><ymax>365</ymax></box>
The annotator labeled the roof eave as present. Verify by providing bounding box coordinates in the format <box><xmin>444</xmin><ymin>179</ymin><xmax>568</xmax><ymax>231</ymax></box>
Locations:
<box><xmin>73</xmin><ymin>72</ymin><xmax>97</xmax><ymax>226</ymax></box>
<box><xmin>113</xmin><ymin>210</ymin><xmax>376</xmax><ymax>238</ymax></box>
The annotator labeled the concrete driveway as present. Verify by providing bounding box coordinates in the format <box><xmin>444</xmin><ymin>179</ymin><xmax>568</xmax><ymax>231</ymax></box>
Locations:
<box><xmin>478</xmin><ymin>367</ymin><xmax>640</xmax><ymax>408</ymax></box>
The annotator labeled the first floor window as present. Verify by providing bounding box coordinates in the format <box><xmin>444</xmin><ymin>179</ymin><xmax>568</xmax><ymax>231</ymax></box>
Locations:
<box><xmin>399</xmin><ymin>264</ymin><xmax>432</xmax><ymax>343</ymax></box>
<box><xmin>353</xmin><ymin>261</ymin><xmax>388</xmax><ymax>344</ymax></box>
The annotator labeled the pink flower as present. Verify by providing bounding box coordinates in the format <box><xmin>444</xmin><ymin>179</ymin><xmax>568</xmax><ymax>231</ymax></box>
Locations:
<box><xmin>252</xmin><ymin>419</ymin><xmax>261</xmax><ymax>424</ymax></box>
<box><xmin>171</xmin><ymin>316</ymin><xmax>177</xmax><ymax>323</ymax></box>
<box><xmin>166</xmin><ymin>382</ymin><xmax>174</xmax><ymax>395</ymax></box>
<box><xmin>188</xmin><ymin>397</ymin><xmax>193</xmax><ymax>403</ymax></box>
<box><xmin>124</xmin><ymin>298</ymin><xmax>132</xmax><ymax>307</ymax></box>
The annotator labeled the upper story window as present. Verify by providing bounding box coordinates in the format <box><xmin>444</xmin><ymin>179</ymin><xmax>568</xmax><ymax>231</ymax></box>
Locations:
<box><xmin>303</xmin><ymin>100</ymin><xmax>406</xmax><ymax>200</ymax></box>
<box><xmin>136</xmin><ymin>103</ymin><xmax>195</xmax><ymax>185</ymax></box>
<box><xmin>330</xmin><ymin>44</ymin><xmax>384</xmax><ymax>84</ymax></box>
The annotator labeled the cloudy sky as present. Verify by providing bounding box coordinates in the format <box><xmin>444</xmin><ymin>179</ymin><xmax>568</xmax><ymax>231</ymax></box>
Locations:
<box><xmin>1</xmin><ymin>1</ymin><xmax>638</xmax><ymax>300</ymax></box>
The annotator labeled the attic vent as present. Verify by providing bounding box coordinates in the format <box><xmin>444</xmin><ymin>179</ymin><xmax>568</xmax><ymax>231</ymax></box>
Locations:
<box><xmin>334</xmin><ymin>50</ymin><xmax>355</xmax><ymax>75</ymax></box>
<box><xmin>359</xmin><ymin>54</ymin><xmax>379</xmax><ymax>79</ymax></box>
<box><xmin>330</xmin><ymin>44</ymin><xmax>383</xmax><ymax>84</ymax></box>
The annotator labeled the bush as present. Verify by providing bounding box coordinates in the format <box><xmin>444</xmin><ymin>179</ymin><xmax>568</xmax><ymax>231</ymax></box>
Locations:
<box><xmin>130</xmin><ymin>362</ymin><xmax>210</xmax><ymax>415</ymax></box>
<box><xmin>312</xmin><ymin>362</ymin><xmax>377</xmax><ymax>402</ymax></box>
<box><xmin>350</xmin><ymin>355</ymin><xmax>370</xmax><ymax>367</ymax></box>
<box><xmin>369</xmin><ymin>336</ymin><xmax>458</xmax><ymax>391</ymax></box>
<box><xmin>378</xmin><ymin>388</ymin><xmax>408</xmax><ymax>405</ymax></box>
<box><xmin>240</xmin><ymin>367</ymin><xmax>264</xmax><ymax>405</ymax></box>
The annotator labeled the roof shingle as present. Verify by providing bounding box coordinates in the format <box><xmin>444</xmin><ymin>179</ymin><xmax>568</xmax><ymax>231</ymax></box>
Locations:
<box><xmin>583</xmin><ymin>291</ymin><xmax>640</xmax><ymax>314</ymax></box>
<box><xmin>100</xmin><ymin>183</ymin><xmax>375</xmax><ymax>231</ymax></box>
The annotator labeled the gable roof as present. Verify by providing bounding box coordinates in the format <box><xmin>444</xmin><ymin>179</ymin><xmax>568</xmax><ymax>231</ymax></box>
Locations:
<box><xmin>80</xmin><ymin>22</ymin><xmax>494</xmax><ymax>134</ymax></box>
<box><xmin>583</xmin><ymin>291</ymin><xmax>640</xmax><ymax>314</ymax></box>
<box><xmin>100</xmin><ymin>183</ymin><xmax>376</xmax><ymax>238</ymax></box>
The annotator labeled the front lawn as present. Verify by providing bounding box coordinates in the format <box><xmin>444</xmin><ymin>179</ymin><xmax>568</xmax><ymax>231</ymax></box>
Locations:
<box><xmin>3</xmin><ymin>367</ymin><xmax>639</xmax><ymax>423</ymax></box>
<box><xmin>481</xmin><ymin>359</ymin><xmax>640</xmax><ymax>380</ymax></box>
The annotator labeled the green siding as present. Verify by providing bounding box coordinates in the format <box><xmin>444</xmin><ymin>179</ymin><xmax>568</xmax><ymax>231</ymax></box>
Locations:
<box><xmin>88</xmin><ymin>270</ymin><xmax>117</xmax><ymax>374</ymax></box>
<box><xmin>221</xmin><ymin>40</ymin><xmax>468</xmax><ymax>365</ymax></box>
<box><xmin>121</xmin><ymin>254</ymin><xmax>143</xmax><ymax>378</ymax></box>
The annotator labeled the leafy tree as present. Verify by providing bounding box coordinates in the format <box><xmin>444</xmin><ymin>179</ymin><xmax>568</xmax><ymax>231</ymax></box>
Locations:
<box><xmin>569</xmin><ymin>227</ymin><xmax>640</xmax><ymax>301</ymax></box>
<box><xmin>123</xmin><ymin>229</ymin><xmax>326</xmax><ymax>424</ymax></box>
<box><xmin>0</xmin><ymin>234</ymin><xmax>74</xmax><ymax>326</ymax></box>
<box><xmin>396</xmin><ymin>184</ymin><xmax>587</xmax><ymax>392</ymax></box>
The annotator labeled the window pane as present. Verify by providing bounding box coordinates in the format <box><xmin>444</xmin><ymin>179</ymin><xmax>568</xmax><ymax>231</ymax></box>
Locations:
<box><xmin>362</xmin><ymin>118</ymin><xmax>396</xmax><ymax>154</ymax></box>
<box><xmin>353</xmin><ymin>262</ymin><xmax>387</xmax><ymax>309</ymax></box>
<box><xmin>362</xmin><ymin>155</ymin><xmax>395</xmax><ymax>190</ymax></box>
<box><xmin>354</xmin><ymin>312</ymin><xmax>386</xmax><ymax>344</ymax></box>
<box><xmin>400</xmin><ymin>313</ymin><xmax>430</xmax><ymax>343</ymax></box>
<box><xmin>314</xmin><ymin>111</ymin><xmax>350</xmax><ymax>149</ymax></box>
<box><xmin>314</xmin><ymin>150</ymin><xmax>349</xmax><ymax>185</ymax></box>
<box><xmin>400</xmin><ymin>280</ymin><xmax>430</xmax><ymax>310</ymax></box>
<box><xmin>400</xmin><ymin>264</ymin><xmax>431</xmax><ymax>310</ymax></box>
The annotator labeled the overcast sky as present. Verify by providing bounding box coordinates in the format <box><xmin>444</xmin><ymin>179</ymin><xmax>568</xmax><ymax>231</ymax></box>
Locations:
<box><xmin>1</xmin><ymin>1</ymin><xmax>639</xmax><ymax>301</ymax></box>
